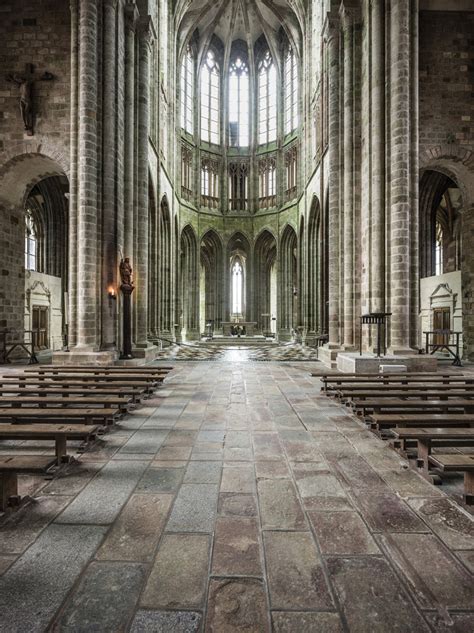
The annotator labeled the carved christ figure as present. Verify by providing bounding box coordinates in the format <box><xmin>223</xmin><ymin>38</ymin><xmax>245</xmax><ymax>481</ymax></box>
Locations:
<box><xmin>6</xmin><ymin>65</ymin><xmax>54</xmax><ymax>135</ymax></box>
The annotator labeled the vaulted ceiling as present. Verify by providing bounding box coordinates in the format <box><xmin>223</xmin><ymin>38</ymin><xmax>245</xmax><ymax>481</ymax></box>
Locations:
<box><xmin>175</xmin><ymin>0</ymin><xmax>304</xmax><ymax>66</ymax></box>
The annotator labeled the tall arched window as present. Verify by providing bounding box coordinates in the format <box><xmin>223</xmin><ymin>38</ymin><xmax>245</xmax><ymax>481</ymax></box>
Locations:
<box><xmin>180</xmin><ymin>46</ymin><xmax>194</xmax><ymax>134</ymax></box>
<box><xmin>229</xmin><ymin>57</ymin><xmax>249</xmax><ymax>147</ymax></box>
<box><xmin>232</xmin><ymin>259</ymin><xmax>243</xmax><ymax>314</ymax></box>
<box><xmin>435</xmin><ymin>221</ymin><xmax>444</xmax><ymax>276</ymax></box>
<box><xmin>25</xmin><ymin>209</ymin><xmax>37</xmax><ymax>271</ymax></box>
<box><xmin>284</xmin><ymin>46</ymin><xmax>299</xmax><ymax>134</ymax></box>
<box><xmin>258</xmin><ymin>51</ymin><xmax>277</xmax><ymax>145</ymax></box>
<box><xmin>200</xmin><ymin>50</ymin><xmax>220</xmax><ymax>144</ymax></box>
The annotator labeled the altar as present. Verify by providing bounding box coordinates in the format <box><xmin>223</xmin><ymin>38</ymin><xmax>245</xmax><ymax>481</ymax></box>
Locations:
<box><xmin>222</xmin><ymin>321</ymin><xmax>258</xmax><ymax>336</ymax></box>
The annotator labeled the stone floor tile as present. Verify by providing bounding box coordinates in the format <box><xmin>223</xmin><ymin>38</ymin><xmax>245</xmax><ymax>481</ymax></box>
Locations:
<box><xmin>272</xmin><ymin>612</ymin><xmax>344</xmax><ymax>633</ymax></box>
<box><xmin>218</xmin><ymin>493</ymin><xmax>258</xmax><ymax>517</ymax></box>
<box><xmin>184</xmin><ymin>460</ymin><xmax>222</xmax><ymax>483</ymax></box>
<box><xmin>308</xmin><ymin>510</ymin><xmax>380</xmax><ymax>555</ymax></box>
<box><xmin>225</xmin><ymin>430</ymin><xmax>251</xmax><ymax>447</ymax></box>
<box><xmin>263</xmin><ymin>531</ymin><xmax>333</xmax><ymax>609</ymax></box>
<box><xmin>55</xmin><ymin>460</ymin><xmax>149</xmax><ymax>525</ymax></box>
<box><xmin>252</xmin><ymin>432</ymin><xmax>285</xmax><ymax>460</ymax></box>
<box><xmin>151</xmin><ymin>459</ymin><xmax>188</xmax><ymax>468</ymax></box>
<box><xmin>137</xmin><ymin>466</ymin><xmax>184</xmax><ymax>493</ymax></box>
<box><xmin>258</xmin><ymin>479</ymin><xmax>306</xmax><ymax>529</ymax></box>
<box><xmin>221</xmin><ymin>465</ymin><xmax>255</xmax><ymax>493</ymax></box>
<box><xmin>377</xmin><ymin>533</ymin><xmax>474</xmax><ymax>609</ymax></box>
<box><xmin>456</xmin><ymin>549</ymin><xmax>474</xmax><ymax>573</ymax></box>
<box><xmin>0</xmin><ymin>555</ymin><xmax>16</xmax><ymax>575</ymax></box>
<box><xmin>283</xmin><ymin>440</ymin><xmax>325</xmax><ymax>462</ymax></box>
<box><xmin>326</xmin><ymin>556</ymin><xmax>430</xmax><ymax>633</ymax></box>
<box><xmin>166</xmin><ymin>483</ymin><xmax>219</xmax><ymax>532</ymax></box>
<box><xmin>0</xmin><ymin>495</ymin><xmax>72</xmax><ymax>554</ymax></box>
<box><xmin>155</xmin><ymin>445</ymin><xmax>192</xmax><ymax>461</ymax></box>
<box><xmin>212</xmin><ymin>517</ymin><xmax>261</xmax><ymax>576</ymax></box>
<box><xmin>52</xmin><ymin>561</ymin><xmax>146</xmax><ymax>632</ymax></box>
<box><xmin>407</xmin><ymin>497</ymin><xmax>474</xmax><ymax>550</ymax></box>
<box><xmin>205</xmin><ymin>578</ymin><xmax>270</xmax><ymax>632</ymax></box>
<box><xmin>293</xmin><ymin>465</ymin><xmax>352</xmax><ymax>511</ymax></box>
<box><xmin>80</xmin><ymin>434</ymin><xmax>128</xmax><ymax>461</ymax></box>
<box><xmin>424</xmin><ymin>612</ymin><xmax>474</xmax><ymax>632</ymax></box>
<box><xmin>130</xmin><ymin>610</ymin><xmax>202</xmax><ymax>633</ymax></box>
<box><xmin>330</xmin><ymin>455</ymin><xmax>389</xmax><ymax>491</ymax></box>
<box><xmin>118</xmin><ymin>429</ymin><xmax>169</xmax><ymax>454</ymax></box>
<box><xmin>41</xmin><ymin>461</ymin><xmax>104</xmax><ymax>496</ymax></box>
<box><xmin>255</xmin><ymin>461</ymin><xmax>291</xmax><ymax>479</ymax></box>
<box><xmin>223</xmin><ymin>447</ymin><xmax>253</xmax><ymax>461</ymax></box>
<box><xmin>163</xmin><ymin>430</ymin><xmax>198</xmax><ymax>446</ymax></box>
<box><xmin>140</xmin><ymin>534</ymin><xmax>210</xmax><ymax>609</ymax></box>
<box><xmin>96</xmin><ymin>494</ymin><xmax>172</xmax><ymax>562</ymax></box>
<box><xmin>352</xmin><ymin>491</ymin><xmax>428</xmax><ymax>532</ymax></box>
<box><xmin>0</xmin><ymin>524</ymin><xmax>107</xmax><ymax>633</ymax></box>
<box><xmin>380</xmin><ymin>468</ymin><xmax>444</xmax><ymax>498</ymax></box>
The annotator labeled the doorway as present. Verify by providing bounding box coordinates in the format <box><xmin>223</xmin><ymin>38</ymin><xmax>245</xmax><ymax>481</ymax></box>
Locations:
<box><xmin>433</xmin><ymin>307</ymin><xmax>450</xmax><ymax>345</ymax></box>
<box><xmin>32</xmin><ymin>305</ymin><xmax>49</xmax><ymax>349</ymax></box>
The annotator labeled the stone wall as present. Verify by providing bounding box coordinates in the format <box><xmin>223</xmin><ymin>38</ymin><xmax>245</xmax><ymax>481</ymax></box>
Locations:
<box><xmin>419</xmin><ymin>10</ymin><xmax>474</xmax><ymax>152</ymax></box>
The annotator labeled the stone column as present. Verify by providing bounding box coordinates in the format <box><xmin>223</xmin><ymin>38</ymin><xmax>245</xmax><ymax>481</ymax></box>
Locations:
<box><xmin>135</xmin><ymin>17</ymin><xmax>153</xmax><ymax>347</ymax></box>
<box><xmin>462</xmin><ymin>206</ymin><xmax>474</xmax><ymax>361</ymax></box>
<box><xmin>326</xmin><ymin>15</ymin><xmax>341</xmax><ymax>346</ymax></box>
<box><xmin>342</xmin><ymin>8</ymin><xmax>355</xmax><ymax>348</ymax></box>
<box><xmin>371</xmin><ymin>0</ymin><xmax>386</xmax><ymax>314</ymax></box>
<box><xmin>389</xmin><ymin>0</ymin><xmax>413</xmax><ymax>352</ymax></box>
<box><xmin>101</xmin><ymin>0</ymin><xmax>118</xmax><ymax>350</ymax></box>
<box><xmin>68</xmin><ymin>0</ymin><xmax>79</xmax><ymax>348</ymax></box>
<box><xmin>76</xmin><ymin>0</ymin><xmax>99</xmax><ymax>349</ymax></box>
<box><xmin>123</xmin><ymin>2</ymin><xmax>138</xmax><ymax>262</ymax></box>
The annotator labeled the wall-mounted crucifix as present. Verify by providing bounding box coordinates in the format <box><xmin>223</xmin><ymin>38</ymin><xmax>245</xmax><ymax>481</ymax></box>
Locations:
<box><xmin>6</xmin><ymin>64</ymin><xmax>54</xmax><ymax>136</ymax></box>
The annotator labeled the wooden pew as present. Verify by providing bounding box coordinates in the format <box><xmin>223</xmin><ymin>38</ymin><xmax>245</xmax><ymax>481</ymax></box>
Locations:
<box><xmin>0</xmin><ymin>407</ymin><xmax>120</xmax><ymax>425</ymax></box>
<box><xmin>0</xmin><ymin>455</ymin><xmax>56</xmax><ymax>511</ymax></box>
<box><xmin>326</xmin><ymin>383</ymin><xmax>474</xmax><ymax>393</ymax></box>
<box><xmin>368</xmin><ymin>413</ymin><xmax>474</xmax><ymax>432</ymax></box>
<box><xmin>320</xmin><ymin>375</ymin><xmax>474</xmax><ymax>391</ymax></box>
<box><xmin>351</xmin><ymin>398</ymin><xmax>474</xmax><ymax>418</ymax></box>
<box><xmin>0</xmin><ymin>423</ymin><xmax>99</xmax><ymax>464</ymax></box>
<box><xmin>28</xmin><ymin>365</ymin><xmax>173</xmax><ymax>373</ymax></box>
<box><xmin>15</xmin><ymin>373</ymin><xmax>161</xmax><ymax>385</ymax></box>
<box><xmin>391</xmin><ymin>427</ymin><xmax>474</xmax><ymax>475</ymax></box>
<box><xmin>335</xmin><ymin>389</ymin><xmax>474</xmax><ymax>403</ymax></box>
<box><xmin>1</xmin><ymin>379</ymin><xmax>156</xmax><ymax>396</ymax></box>
<box><xmin>428</xmin><ymin>454</ymin><xmax>474</xmax><ymax>505</ymax></box>
<box><xmin>0</xmin><ymin>395</ymin><xmax>132</xmax><ymax>412</ymax></box>
<box><xmin>0</xmin><ymin>385</ymin><xmax>144</xmax><ymax>401</ymax></box>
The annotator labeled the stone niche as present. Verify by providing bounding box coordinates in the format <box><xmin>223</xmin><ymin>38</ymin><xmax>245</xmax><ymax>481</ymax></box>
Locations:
<box><xmin>419</xmin><ymin>270</ymin><xmax>462</xmax><ymax>356</ymax></box>
<box><xmin>24</xmin><ymin>271</ymin><xmax>63</xmax><ymax>351</ymax></box>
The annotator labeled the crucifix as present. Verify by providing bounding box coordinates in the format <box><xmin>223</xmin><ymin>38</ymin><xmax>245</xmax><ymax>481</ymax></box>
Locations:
<box><xmin>6</xmin><ymin>64</ymin><xmax>54</xmax><ymax>136</ymax></box>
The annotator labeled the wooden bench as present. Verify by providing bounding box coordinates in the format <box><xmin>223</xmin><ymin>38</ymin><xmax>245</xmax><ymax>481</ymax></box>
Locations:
<box><xmin>335</xmin><ymin>389</ymin><xmax>474</xmax><ymax>403</ymax></box>
<box><xmin>326</xmin><ymin>383</ymin><xmax>474</xmax><ymax>393</ymax></box>
<box><xmin>320</xmin><ymin>375</ymin><xmax>474</xmax><ymax>391</ymax></box>
<box><xmin>0</xmin><ymin>423</ymin><xmax>99</xmax><ymax>464</ymax></box>
<box><xmin>0</xmin><ymin>385</ymin><xmax>144</xmax><ymax>401</ymax></box>
<box><xmin>368</xmin><ymin>413</ymin><xmax>474</xmax><ymax>431</ymax></box>
<box><xmin>0</xmin><ymin>455</ymin><xmax>56</xmax><ymax>511</ymax></box>
<box><xmin>428</xmin><ymin>454</ymin><xmax>474</xmax><ymax>505</ymax></box>
<box><xmin>0</xmin><ymin>395</ymin><xmax>131</xmax><ymax>412</ymax></box>
<box><xmin>391</xmin><ymin>427</ymin><xmax>474</xmax><ymax>475</ymax></box>
<box><xmin>30</xmin><ymin>365</ymin><xmax>173</xmax><ymax>373</ymax></box>
<box><xmin>16</xmin><ymin>373</ymin><xmax>161</xmax><ymax>385</ymax></box>
<box><xmin>1</xmin><ymin>379</ymin><xmax>156</xmax><ymax>395</ymax></box>
<box><xmin>0</xmin><ymin>407</ymin><xmax>120</xmax><ymax>425</ymax></box>
<box><xmin>352</xmin><ymin>398</ymin><xmax>474</xmax><ymax>417</ymax></box>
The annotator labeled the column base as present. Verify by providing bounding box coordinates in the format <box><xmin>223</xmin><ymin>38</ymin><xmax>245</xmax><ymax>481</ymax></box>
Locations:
<box><xmin>130</xmin><ymin>344</ymin><xmax>160</xmax><ymax>363</ymax></box>
<box><xmin>318</xmin><ymin>345</ymin><xmax>341</xmax><ymax>369</ymax></box>
<box><xmin>51</xmin><ymin>350</ymin><xmax>119</xmax><ymax>366</ymax></box>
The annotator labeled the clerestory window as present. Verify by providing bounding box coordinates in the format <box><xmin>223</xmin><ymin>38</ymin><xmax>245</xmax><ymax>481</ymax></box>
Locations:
<box><xmin>231</xmin><ymin>259</ymin><xmax>243</xmax><ymax>314</ymax></box>
<box><xmin>258</xmin><ymin>51</ymin><xmax>277</xmax><ymax>145</ymax></box>
<box><xmin>180</xmin><ymin>46</ymin><xmax>194</xmax><ymax>134</ymax></box>
<box><xmin>200</xmin><ymin>50</ymin><xmax>220</xmax><ymax>145</ymax></box>
<box><xmin>25</xmin><ymin>209</ymin><xmax>37</xmax><ymax>271</ymax></box>
<box><xmin>284</xmin><ymin>46</ymin><xmax>299</xmax><ymax>134</ymax></box>
<box><xmin>228</xmin><ymin>57</ymin><xmax>249</xmax><ymax>147</ymax></box>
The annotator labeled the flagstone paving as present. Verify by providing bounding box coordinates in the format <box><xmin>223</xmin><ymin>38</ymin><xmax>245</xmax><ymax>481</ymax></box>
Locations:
<box><xmin>0</xmin><ymin>360</ymin><xmax>473</xmax><ymax>632</ymax></box>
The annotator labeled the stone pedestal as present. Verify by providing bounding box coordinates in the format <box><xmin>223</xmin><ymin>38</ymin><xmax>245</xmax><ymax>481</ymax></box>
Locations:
<box><xmin>336</xmin><ymin>352</ymin><xmax>437</xmax><ymax>374</ymax></box>
<box><xmin>52</xmin><ymin>350</ymin><xmax>118</xmax><ymax>366</ymax></box>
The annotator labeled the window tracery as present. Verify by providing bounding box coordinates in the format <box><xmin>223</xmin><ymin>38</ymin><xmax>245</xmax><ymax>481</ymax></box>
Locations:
<box><xmin>229</xmin><ymin>57</ymin><xmax>249</xmax><ymax>147</ymax></box>
<box><xmin>181</xmin><ymin>144</ymin><xmax>193</xmax><ymax>200</ymax></box>
<box><xmin>201</xmin><ymin>50</ymin><xmax>220</xmax><ymax>145</ymax></box>
<box><xmin>284</xmin><ymin>46</ymin><xmax>299</xmax><ymax>135</ymax></box>
<box><xmin>258</xmin><ymin>51</ymin><xmax>277</xmax><ymax>145</ymax></box>
<box><xmin>285</xmin><ymin>145</ymin><xmax>298</xmax><ymax>200</ymax></box>
<box><xmin>180</xmin><ymin>46</ymin><xmax>194</xmax><ymax>134</ymax></box>
<box><xmin>258</xmin><ymin>157</ymin><xmax>276</xmax><ymax>208</ymax></box>
<box><xmin>25</xmin><ymin>209</ymin><xmax>37</xmax><ymax>271</ymax></box>
<box><xmin>201</xmin><ymin>157</ymin><xmax>219</xmax><ymax>208</ymax></box>
<box><xmin>228</xmin><ymin>161</ymin><xmax>248</xmax><ymax>211</ymax></box>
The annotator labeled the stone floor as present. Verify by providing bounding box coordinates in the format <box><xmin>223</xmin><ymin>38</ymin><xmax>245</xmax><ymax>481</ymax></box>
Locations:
<box><xmin>153</xmin><ymin>342</ymin><xmax>321</xmax><ymax>362</ymax></box>
<box><xmin>0</xmin><ymin>361</ymin><xmax>473</xmax><ymax>632</ymax></box>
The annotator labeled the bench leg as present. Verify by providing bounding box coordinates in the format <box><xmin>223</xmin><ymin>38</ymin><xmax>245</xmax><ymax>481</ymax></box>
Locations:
<box><xmin>416</xmin><ymin>440</ymin><xmax>432</xmax><ymax>476</ymax></box>
<box><xmin>464</xmin><ymin>472</ymin><xmax>474</xmax><ymax>506</ymax></box>
<box><xmin>0</xmin><ymin>472</ymin><xmax>19</xmax><ymax>511</ymax></box>
<box><xmin>55</xmin><ymin>436</ymin><xmax>69</xmax><ymax>464</ymax></box>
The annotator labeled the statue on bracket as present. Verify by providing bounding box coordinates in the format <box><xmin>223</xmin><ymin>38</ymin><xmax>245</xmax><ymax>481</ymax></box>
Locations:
<box><xmin>6</xmin><ymin>64</ymin><xmax>54</xmax><ymax>136</ymax></box>
<box><xmin>119</xmin><ymin>257</ymin><xmax>134</xmax><ymax>289</ymax></box>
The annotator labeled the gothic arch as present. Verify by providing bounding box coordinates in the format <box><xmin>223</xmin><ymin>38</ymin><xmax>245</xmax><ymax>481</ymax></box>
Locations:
<box><xmin>227</xmin><ymin>231</ymin><xmax>251</xmax><ymax>320</ymax></box>
<box><xmin>201</xmin><ymin>229</ymin><xmax>224</xmax><ymax>330</ymax></box>
<box><xmin>279</xmin><ymin>224</ymin><xmax>298</xmax><ymax>336</ymax></box>
<box><xmin>180</xmin><ymin>224</ymin><xmax>199</xmax><ymax>338</ymax></box>
<box><xmin>307</xmin><ymin>195</ymin><xmax>323</xmax><ymax>333</ymax></box>
<box><xmin>254</xmin><ymin>229</ymin><xmax>277</xmax><ymax>332</ymax></box>
<box><xmin>420</xmin><ymin>145</ymin><xmax>474</xmax><ymax>209</ymax></box>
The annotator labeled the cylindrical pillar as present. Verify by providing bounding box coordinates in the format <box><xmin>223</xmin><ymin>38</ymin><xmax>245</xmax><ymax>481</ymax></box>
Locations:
<box><xmin>327</xmin><ymin>16</ymin><xmax>341</xmax><ymax>346</ymax></box>
<box><xmin>135</xmin><ymin>18</ymin><xmax>152</xmax><ymax>346</ymax></box>
<box><xmin>123</xmin><ymin>2</ymin><xmax>137</xmax><ymax>262</ymax></box>
<box><xmin>389</xmin><ymin>0</ymin><xmax>412</xmax><ymax>352</ymax></box>
<box><xmin>342</xmin><ymin>11</ymin><xmax>354</xmax><ymax>348</ymax></box>
<box><xmin>76</xmin><ymin>0</ymin><xmax>99</xmax><ymax>349</ymax></box>
<box><xmin>101</xmin><ymin>0</ymin><xmax>118</xmax><ymax>350</ymax></box>
<box><xmin>371</xmin><ymin>0</ymin><xmax>386</xmax><ymax>314</ymax></box>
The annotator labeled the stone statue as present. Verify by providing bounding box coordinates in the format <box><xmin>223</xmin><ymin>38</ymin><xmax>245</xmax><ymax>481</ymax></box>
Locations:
<box><xmin>120</xmin><ymin>257</ymin><xmax>134</xmax><ymax>288</ymax></box>
<box><xmin>6</xmin><ymin>64</ymin><xmax>54</xmax><ymax>135</ymax></box>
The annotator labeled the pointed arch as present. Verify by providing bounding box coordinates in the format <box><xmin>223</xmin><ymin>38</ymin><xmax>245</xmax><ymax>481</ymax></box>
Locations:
<box><xmin>180</xmin><ymin>224</ymin><xmax>199</xmax><ymax>338</ymax></box>
<box><xmin>279</xmin><ymin>224</ymin><xmax>298</xmax><ymax>336</ymax></box>
<box><xmin>201</xmin><ymin>229</ymin><xmax>224</xmax><ymax>330</ymax></box>
<box><xmin>254</xmin><ymin>229</ymin><xmax>277</xmax><ymax>333</ymax></box>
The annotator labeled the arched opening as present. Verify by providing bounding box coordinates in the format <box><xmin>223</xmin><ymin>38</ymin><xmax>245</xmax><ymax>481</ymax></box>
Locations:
<box><xmin>254</xmin><ymin>230</ymin><xmax>277</xmax><ymax>335</ymax></box>
<box><xmin>226</xmin><ymin>232</ymin><xmax>251</xmax><ymax>322</ymax></box>
<box><xmin>159</xmin><ymin>196</ymin><xmax>173</xmax><ymax>337</ymax></box>
<box><xmin>307</xmin><ymin>196</ymin><xmax>324</xmax><ymax>336</ymax></box>
<box><xmin>180</xmin><ymin>225</ymin><xmax>199</xmax><ymax>340</ymax></box>
<box><xmin>0</xmin><ymin>153</ymin><xmax>69</xmax><ymax>352</ymax></box>
<box><xmin>200</xmin><ymin>230</ymin><xmax>223</xmax><ymax>335</ymax></box>
<box><xmin>279</xmin><ymin>224</ymin><xmax>298</xmax><ymax>339</ymax></box>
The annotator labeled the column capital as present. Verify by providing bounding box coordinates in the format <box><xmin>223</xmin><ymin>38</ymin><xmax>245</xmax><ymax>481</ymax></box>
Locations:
<box><xmin>339</xmin><ymin>3</ymin><xmax>360</xmax><ymax>30</ymax></box>
<box><xmin>322</xmin><ymin>12</ymin><xmax>340</xmax><ymax>42</ymax></box>
<box><xmin>124</xmin><ymin>1</ymin><xmax>139</xmax><ymax>32</ymax></box>
<box><xmin>138</xmin><ymin>15</ymin><xmax>157</xmax><ymax>46</ymax></box>
<box><xmin>103</xmin><ymin>0</ymin><xmax>118</xmax><ymax>9</ymax></box>
<box><xmin>69</xmin><ymin>0</ymin><xmax>78</xmax><ymax>12</ymax></box>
